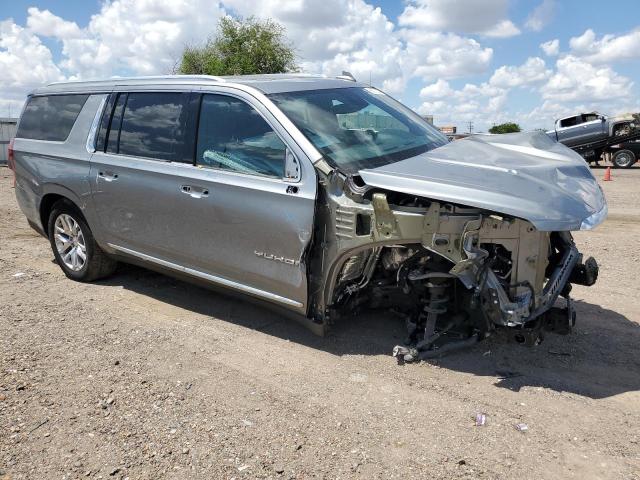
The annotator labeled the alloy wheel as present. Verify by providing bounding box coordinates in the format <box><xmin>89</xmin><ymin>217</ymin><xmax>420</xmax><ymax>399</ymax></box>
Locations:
<box><xmin>54</xmin><ymin>213</ymin><xmax>87</xmax><ymax>271</ymax></box>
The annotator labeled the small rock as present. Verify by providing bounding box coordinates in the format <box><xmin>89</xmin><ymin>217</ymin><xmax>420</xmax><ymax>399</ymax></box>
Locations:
<box><xmin>114</xmin><ymin>360</ymin><xmax>120</xmax><ymax>366</ymax></box>
<box><xmin>16</xmin><ymin>384</ymin><xmax>26</xmax><ymax>391</ymax></box>
<box><xmin>458</xmin><ymin>460</ymin><xmax>466</xmax><ymax>465</ymax></box>
<box><xmin>182</xmin><ymin>447</ymin><xmax>190</xmax><ymax>455</ymax></box>
<box><xmin>274</xmin><ymin>464</ymin><xmax>285</xmax><ymax>474</ymax></box>
<box><xmin>0</xmin><ymin>393</ymin><xmax>6</xmax><ymax>401</ymax></box>
<box><xmin>237</xmin><ymin>465</ymin><xmax>249</xmax><ymax>472</ymax></box>
<box><xmin>241</xmin><ymin>420</ymin><xmax>253</xmax><ymax>427</ymax></box>
<box><xmin>106</xmin><ymin>397</ymin><xmax>115</xmax><ymax>405</ymax></box>
<box><xmin>109</xmin><ymin>467</ymin><xmax>120</xmax><ymax>476</ymax></box>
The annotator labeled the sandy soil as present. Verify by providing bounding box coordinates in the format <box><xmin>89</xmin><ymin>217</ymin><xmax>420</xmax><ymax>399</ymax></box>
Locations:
<box><xmin>1</xmin><ymin>165</ymin><xmax>639</xmax><ymax>479</ymax></box>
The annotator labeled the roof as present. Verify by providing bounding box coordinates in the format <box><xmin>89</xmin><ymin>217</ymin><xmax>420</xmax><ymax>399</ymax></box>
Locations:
<box><xmin>32</xmin><ymin>73</ymin><xmax>365</xmax><ymax>96</ymax></box>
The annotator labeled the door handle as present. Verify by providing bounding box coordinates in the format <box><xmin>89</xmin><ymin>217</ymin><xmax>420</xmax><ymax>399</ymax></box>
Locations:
<box><xmin>181</xmin><ymin>185</ymin><xmax>209</xmax><ymax>199</ymax></box>
<box><xmin>98</xmin><ymin>171</ymin><xmax>119</xmax><ymax>182</ymax></box>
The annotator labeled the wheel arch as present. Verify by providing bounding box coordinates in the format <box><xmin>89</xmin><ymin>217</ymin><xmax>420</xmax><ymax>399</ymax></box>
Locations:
<box><xmin>39</xmin><ymin>187</ymin><xmax>85</xmax><ymax>237</ymax></box>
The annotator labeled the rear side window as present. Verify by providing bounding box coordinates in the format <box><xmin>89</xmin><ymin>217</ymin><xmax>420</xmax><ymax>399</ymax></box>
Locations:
<box><xmin>17</xmin><ymin>94</ymin><xmax>89</xmax><ymax>141</ymax></box>
<box><xmin>196</xmin><ymin>94</ymin><xmax>285</xmax><ymax>177</ymax></box>
<box><xmin>116</xmin><ymin>92</ymin><xmax>188</xmax><ymax>161</ymax></box>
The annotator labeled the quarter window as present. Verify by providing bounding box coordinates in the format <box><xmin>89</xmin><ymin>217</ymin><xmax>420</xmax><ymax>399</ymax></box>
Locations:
<box><xmin>17</xmin><ymin>94</ymin><xmax>89</xmax><ymax>141</ymax></box>
<box><xmin>196</xmin><ymin>94</ymin><xmax>285</xmax><ymax>177</ymax></box>
<box><xmin>115</xmin><ymin>92</ymin><xmax>188</xmax><ymax>161</ymax></box>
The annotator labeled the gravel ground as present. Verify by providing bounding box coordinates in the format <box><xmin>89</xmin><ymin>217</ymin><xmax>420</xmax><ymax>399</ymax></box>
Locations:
<box><xmin>1</xmin><ymin>165</ymin><xmax>639</xmax><ymax>479</ymax></box>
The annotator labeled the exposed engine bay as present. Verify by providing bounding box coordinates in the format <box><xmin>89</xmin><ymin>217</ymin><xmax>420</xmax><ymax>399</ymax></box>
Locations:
<box><xmin>308</xmin><ymin>161</ymin><xmax>600</xmax><ymax>361</ymax></box>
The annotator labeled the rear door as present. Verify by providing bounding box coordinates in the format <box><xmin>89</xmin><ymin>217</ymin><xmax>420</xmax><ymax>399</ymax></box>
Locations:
<box><xmin>89</xmin><ymin>87</ymin><xmax>316</xmax><ymax>313</ymax></box>
<box><xmin>89</xmin><ymin>90</ymin><xmax>195</xmax><ymax>258</ymax></box>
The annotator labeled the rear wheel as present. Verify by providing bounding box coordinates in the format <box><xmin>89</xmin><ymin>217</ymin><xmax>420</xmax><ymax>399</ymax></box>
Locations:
<box><xmin>612</xmin><ymin>149</ymin><xmax>636</xmax><ymax>168</ymax></box>
<box><xmin>48</xmin><ymin>200</ymin><xmax>117</xmax><ymax>281</ymax></box>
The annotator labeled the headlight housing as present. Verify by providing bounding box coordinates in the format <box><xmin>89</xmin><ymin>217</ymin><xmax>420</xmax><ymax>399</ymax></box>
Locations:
<box><xmin>580</xmin><ymin>202</ymin><xmax>608</xmax><ymax>230</ymax></box>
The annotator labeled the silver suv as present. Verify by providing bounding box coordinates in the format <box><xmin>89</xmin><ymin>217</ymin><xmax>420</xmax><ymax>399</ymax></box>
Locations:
<box><xmin>12</xmin><ymin>74</ymin><xmax>606</xmax><ymax>359</ymax></box>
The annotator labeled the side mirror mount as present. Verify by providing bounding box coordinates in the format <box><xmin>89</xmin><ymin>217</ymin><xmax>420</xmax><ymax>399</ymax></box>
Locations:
<box><xmin>284</xmin><ymin>148</ymin><xmax>301</xmax><ymax>183</ymax></box>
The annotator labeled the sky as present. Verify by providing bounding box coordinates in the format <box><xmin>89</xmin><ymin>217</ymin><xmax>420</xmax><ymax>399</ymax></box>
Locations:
<box><xmin>1</xmin><ymin>0</ymin><xmax>639</xmax><ymax>131</ymax></box>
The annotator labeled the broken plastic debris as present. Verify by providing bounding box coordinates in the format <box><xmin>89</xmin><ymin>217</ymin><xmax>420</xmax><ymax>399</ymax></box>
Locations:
<box><xmin>515</xmin><ymin>423</ymin><xmax>528</xmax><ymax>432</ymax></box>
<box><xmin>12</xmin><ymin>272</ymin><xmax>25</xmax><ymax>278</ymax></box>
<box><xmin>475</xmin><ymin>413</ymin><xmax>487</xmax><ymax>426</ymax></box>
<box><xmin>392</xmin><ymin>345</ymin><xmax>418</xmax><ymax>363</ymax></box>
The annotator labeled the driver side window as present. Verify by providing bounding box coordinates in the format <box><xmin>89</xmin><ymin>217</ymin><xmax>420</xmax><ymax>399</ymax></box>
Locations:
<box><xmin>196</xmin><ymin>94</ymin><xmax>285</xmax><ymax>178</ymax></box>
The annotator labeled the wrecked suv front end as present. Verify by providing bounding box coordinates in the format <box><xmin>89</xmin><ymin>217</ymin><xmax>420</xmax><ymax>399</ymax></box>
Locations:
<box><xmin>270</xmin><ymin>87</ymin><xmax>605</xmax><ymax>358</ymax></box>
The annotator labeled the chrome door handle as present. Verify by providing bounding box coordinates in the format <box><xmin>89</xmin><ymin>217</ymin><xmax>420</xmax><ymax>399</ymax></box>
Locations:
<box><xmin>98</xmin><ymin>171</ymin><xmax>118</xmax><ymax>182</ymax></box>
<box><xmin>181</xmin><ymin>185</ymin><xmax>209</xmax><ymax>198</ymax></box>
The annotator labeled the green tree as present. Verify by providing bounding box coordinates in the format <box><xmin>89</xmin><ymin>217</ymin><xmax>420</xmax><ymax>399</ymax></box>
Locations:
<box><xmin>489</xmin><ymin>122</ymin><xmax>522</xmax><ymax>134</ymax></box>
<box><xmin>179</xmin><ymin>17</ymin><xmax>298</xmax><ymax>76</ymax></box>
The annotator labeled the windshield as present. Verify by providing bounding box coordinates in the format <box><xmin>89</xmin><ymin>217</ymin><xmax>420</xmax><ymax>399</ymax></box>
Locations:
<box><xmin>269</xmin><ymin>87</ymin><xmax>448</xmax><ymax>173</ymax></box>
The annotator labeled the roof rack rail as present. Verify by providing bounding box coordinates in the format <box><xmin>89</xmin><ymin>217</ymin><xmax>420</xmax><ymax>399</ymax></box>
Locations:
<box><xmin>47</xmin><ymin>74</ymin><xmax>227</xmax><ymax>87</ymax></box>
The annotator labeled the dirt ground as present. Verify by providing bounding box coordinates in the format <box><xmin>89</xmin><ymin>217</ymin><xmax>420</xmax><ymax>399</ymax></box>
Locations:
<box><xmin>1</xmin><ymin>165</ymin><xmax>639</xmax><ymax>480</ymax></box>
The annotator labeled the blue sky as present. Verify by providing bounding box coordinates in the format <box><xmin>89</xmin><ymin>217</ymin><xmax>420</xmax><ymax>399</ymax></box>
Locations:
<box><xmin>1</xmin><ymin>0</ymin><xmax>639</xmax><ymax>130</ymax></box>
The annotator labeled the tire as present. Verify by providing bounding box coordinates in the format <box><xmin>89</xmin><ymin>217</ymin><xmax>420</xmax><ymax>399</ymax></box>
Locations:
<box><xmin>47</xmin><ymin>200</ymin><xmax>117</xmax><ymax>281</ymax></box>
<box><xmin>612</xmin><ymin>149</ymin><xmax>636</xmax><ymax>168</ymax></box>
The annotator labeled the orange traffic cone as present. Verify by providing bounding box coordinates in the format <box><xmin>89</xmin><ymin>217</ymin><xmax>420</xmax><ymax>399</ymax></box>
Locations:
<box><xmin>603</xmin><ymin>167</ymin><xmax>612</xmax><ymax>181</ymax></box>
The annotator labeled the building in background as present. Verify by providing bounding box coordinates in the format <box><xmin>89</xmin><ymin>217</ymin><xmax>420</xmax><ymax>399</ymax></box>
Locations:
<box><xmin>0</xmin><ymin>118</ymin><xmax>18</xmax><ymax>165</ymax></box>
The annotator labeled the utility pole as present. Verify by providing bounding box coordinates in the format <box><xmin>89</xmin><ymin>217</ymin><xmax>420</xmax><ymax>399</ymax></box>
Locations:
<box><xmin>467</xmin><ymin>121</ymin><xmax>474</xmax><ymax>134</ymax></box>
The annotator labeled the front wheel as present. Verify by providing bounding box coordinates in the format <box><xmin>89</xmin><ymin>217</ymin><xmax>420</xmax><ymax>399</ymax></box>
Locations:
<box><xmin>48</xmin><ymin>200</ymin><xmax>117</xmax><ymax>281</ymax></box>
<box><xmin>612</xmin><ymin>149</ymin><xmax>636</xmax><ymax>168</ymax></box>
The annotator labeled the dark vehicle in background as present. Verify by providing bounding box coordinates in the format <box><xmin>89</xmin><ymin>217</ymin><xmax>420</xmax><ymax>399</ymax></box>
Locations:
<box><xmin>547</xmin><ymin>111</ymin><xmax>640</xmax><ymax>167</ymax></box>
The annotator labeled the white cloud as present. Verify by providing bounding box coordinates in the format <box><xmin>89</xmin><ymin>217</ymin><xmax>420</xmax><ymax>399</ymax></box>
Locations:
<box><xmin>0</xmin><ymin>19</ymin><xmax>64</xmax><ymax>112</ymax></box>
<box><xmin>221</xmin><ymin>0</ymin><xmax>407</xmax><ymax>92</ymax></box>
<box><xmin>569</xmin><ymin>28</ymin><xmax>640</xmax><ymax>64</ymax></box>
<box><xmin>399</xmin><ymin>0</ymin><xmax>519</xmax><ymax>37</ymax></box>
<box><xmin>482</xmin><ymin>20</ymin><xmax>521</xmax><ymax>38</ymax></box>
<box><xmin>541</xmin><ymin>55</ymin><xmax>633</xmax><ymax>102</ymax></box>
<box><xmin>403</xmin><ymin>30</ymin><xmax>493</xmax><ymax>80</ymax></box>
<box><xmin>540</xmin><ymin>39</ymin><xmax>559</xmax><ymax>56</ymax></box>
<box><xmin>24</xmin><ymin>1</ymin><xmax>226</xmax><ymax>79</ymax></box>
<box><xmin>419</xmin><ymin>79</ymin><xmax>454</xmax><ymax>99</ymax></box>
<box><xmin>26</xmin><ymin>8</ymin><xmax>83</xmax><ymax>39</ymax></box>
<box><xmin>489</xmin><ymin>57</ymin><xmax>551</xmax><ymax>88</ymax></box>
<box><xmin>525</xmin><ymin>0</ymin><xmax>556</xmax><ymax>32</ymax></box>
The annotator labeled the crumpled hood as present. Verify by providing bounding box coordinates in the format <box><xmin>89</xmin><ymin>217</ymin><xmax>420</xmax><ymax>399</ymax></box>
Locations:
<box><xmin>358</xmin><ymin>131</ymin><xmax>607</xmax><ymax>231</ymax></box>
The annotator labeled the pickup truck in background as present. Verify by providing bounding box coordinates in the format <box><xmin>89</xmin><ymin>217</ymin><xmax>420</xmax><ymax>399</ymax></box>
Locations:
<box><xmin>546</xmin><ymin>112</ymin><xmax>640</xmax><ymax>167</ymax></box>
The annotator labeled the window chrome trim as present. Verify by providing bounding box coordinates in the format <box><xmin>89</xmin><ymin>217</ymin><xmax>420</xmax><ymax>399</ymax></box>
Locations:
<box><xmin>107</xmin><ymin>243</ymin><xmax>304</xmax><ymax>308</ymax></box>
<box><xmin>86</xmin><ymin>95</ymin><xmax>107</xmax><ymax>153</ymax></box>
